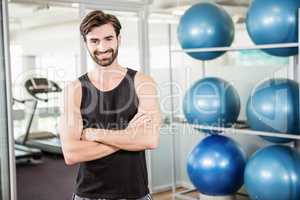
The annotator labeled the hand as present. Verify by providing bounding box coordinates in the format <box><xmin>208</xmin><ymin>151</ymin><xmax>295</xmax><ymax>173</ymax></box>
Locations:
<box><xmin>128</xmin><ymin>112</ymin><xmax>152</xmax><ymax>128</ymax></box>
<box><xmin>82</xmin><ymin>128</ymin><xmax>98</xmax><ymax>141</ymax></box>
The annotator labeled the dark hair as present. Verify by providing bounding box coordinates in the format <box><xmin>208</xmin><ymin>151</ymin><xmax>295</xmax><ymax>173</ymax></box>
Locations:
<box><xmin>80</xmin><ymin>10</ymin><xmax>122</xmax><ymax>41</ymax></box>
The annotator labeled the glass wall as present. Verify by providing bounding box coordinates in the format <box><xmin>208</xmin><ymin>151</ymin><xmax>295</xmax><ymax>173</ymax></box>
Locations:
<box><xmin>9</xmin><ymin>1</ymin><xmax>80</xmax><ymax>138</ymax></box>
<box><xmin>0</xmin><ymin>0</ymin><xmax>16</xmax><ymax>199</ymax></box>
<box><xmin>8</xmin><ymin>1</ymin><xmax>81</xmax><ymax>199</ymax></box>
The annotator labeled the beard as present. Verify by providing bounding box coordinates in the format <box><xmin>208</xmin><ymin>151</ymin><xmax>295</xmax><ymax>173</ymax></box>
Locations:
<box><xmin>89</xmin><ymin>46</ymin><xmax>119</xmax><ymax>67</ymax></box>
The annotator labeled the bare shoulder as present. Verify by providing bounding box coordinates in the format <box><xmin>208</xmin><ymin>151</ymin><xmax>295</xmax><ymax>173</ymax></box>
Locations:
<box><xmin>134</xmin><ymin>72</ymin><xmax>160</xmax><ymax>115</ymax></box>
<box><xmin>134</xmin><ymin>71</ymin><xmax>157</xmax><ymax>85</ymax></box>
<box><xmin>134</xmin><ymin>71</ymin><xmax>158</xmax><ymax>95</ymax></box>
<box><xmin>64</xmin><ymin>79</ymin><xmax>82</xmax><ymax>95</ymax></box>
<box><xmin>62</xmin><ymin>79</ymin><xmax>82</xmax><ymax>108</ymax></box>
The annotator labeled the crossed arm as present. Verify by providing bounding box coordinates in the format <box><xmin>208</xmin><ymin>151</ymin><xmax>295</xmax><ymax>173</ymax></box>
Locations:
<box><xmin>59</xmin><ymin>73</ymin><xmax>160</xmax><ymax>165</ymax></box>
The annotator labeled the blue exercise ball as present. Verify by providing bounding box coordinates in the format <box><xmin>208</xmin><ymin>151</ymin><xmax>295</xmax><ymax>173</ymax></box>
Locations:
<box><xmin>244</xmin><ymin>145</ymin><xmax>300</xmax><ymax>200</ymax></box>
<box><xmin>246</xmin><ymin>0</ymin><xmax>300</xmax><ymax>57</ymax></box>
<box><xmin>246</xmin><ymin>78</ymin><xmax>300</xmax><ymax>143</ymax></box>
<box><xmin>177</xmin><ymin>3</ymin><xmax>234</xmax><ymax>60</ymax></box>
<box><xmin>187</xmin><ymin>135</ymin><xmax>246</xmax><ymax>195</ymax></box>
<box><xmin>183</xmin><ymin>77</ymin><xmax>240</xmax><ymax>133</ymax></box>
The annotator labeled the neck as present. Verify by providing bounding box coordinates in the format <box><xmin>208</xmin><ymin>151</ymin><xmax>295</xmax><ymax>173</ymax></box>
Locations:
<box><xmin>90</xmin><ymin>60</ymin><xmax>126</xmax><ymax>82</ymax></box>
<box><xmin>96</xmin><ymin>64</ymin><xmax>121</xmax><ymax>71</ymax></box>
<box><xmin>96</xmin><ymin>58</ymin><xmax>120</xmax><ymax>71</ymax></box>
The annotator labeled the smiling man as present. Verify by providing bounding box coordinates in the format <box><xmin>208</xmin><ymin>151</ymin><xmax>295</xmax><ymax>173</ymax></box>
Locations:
<box><xmin>59</xmin><ymin>10</ymin><xmax>160</xmax><ymax>200</ymax></box>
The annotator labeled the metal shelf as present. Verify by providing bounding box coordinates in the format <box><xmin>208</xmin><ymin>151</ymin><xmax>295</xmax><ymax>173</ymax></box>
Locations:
<box><xmin>172</xmin><ymin>42</ymin><xmax>299</xmax><ymax>53</ymax></box>
<box><xmin>174</xmin><ymin>120</ymin><xmax>300</xmax><ymax>140</ymax></box>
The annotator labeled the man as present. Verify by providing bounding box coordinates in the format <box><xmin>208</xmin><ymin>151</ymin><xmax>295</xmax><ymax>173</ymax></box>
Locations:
<box><xmin>59</xmin><ymin>10</ymin><xmax>160</xmax><ymax>200</ymax></box>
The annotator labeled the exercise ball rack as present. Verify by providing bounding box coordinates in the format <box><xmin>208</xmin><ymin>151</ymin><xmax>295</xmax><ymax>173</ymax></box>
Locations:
<box><xmin>166</xmin><ymin>8</ymin><xmax>300</xmax><ymax>200</ymax></box>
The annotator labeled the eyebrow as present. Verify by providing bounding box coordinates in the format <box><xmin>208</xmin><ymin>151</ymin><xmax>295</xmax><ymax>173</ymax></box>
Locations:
<box><xmin>104</xmin><ymin>35</ymin><xmax>114</xmax><ymax>40</ymax></box>
<box><xmin>88</xmin><ymin>35</ymin><xmax>114</xmax><ymax>41</ymax></box>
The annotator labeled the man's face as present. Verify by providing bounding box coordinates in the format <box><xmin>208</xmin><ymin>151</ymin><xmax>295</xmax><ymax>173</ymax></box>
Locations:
<box><xmin>85</xmin><ymin>23</ymin><xmax>120</xmax><ymax>67</ymax></box>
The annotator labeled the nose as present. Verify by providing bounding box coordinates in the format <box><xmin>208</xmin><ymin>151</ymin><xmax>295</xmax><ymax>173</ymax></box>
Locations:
<box><xmin>96</xmin><ymin>41</ymin><xmax>109</xmax><ymax>52</ymax></box>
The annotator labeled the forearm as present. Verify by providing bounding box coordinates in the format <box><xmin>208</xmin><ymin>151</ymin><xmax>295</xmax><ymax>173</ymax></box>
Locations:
<box><xmin>90</xmin><ymin>126</ymin><xmax>158</xmax><ymax>151</ymax></box>
<box><xmin>62</xmin><ymin>139</ymin><xmax>119</xmax><ymax>165</ymax></box>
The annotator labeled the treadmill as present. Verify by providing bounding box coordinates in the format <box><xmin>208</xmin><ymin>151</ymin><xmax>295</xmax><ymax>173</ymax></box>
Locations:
<box><xmin>15</xmin><ymin>77</ymin><xmax>63</xmax><ymax>155</ymax></box>
<box><xmin>13</xmin><ymin>98</ymin><xmax>43</xmax><ymax>164</ymax></box>
<box><xmin>15</xmin><ymin>144</ymin><xmax>42</xmax><ymax>164</ymax></box>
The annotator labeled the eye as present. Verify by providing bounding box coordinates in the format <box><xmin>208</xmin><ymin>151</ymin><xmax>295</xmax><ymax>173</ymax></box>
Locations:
<box><xmin>105</xmin><ymin>37</ymin><xmax>114</xmax><ymax>41</ymax></box>
<box><xmin>90</xmin><ymin>39</ymin><xmax>99</xmax><ymax>44</ymax></box>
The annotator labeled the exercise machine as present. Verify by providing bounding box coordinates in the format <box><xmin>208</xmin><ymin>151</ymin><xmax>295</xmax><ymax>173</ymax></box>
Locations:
<box><xmin>13</xmin><ymin>98</ymin><xmax>43</xmax><ymax>164</ymax></box>
<box><xmin>15</xmin><ymin>144</ymin><xmax>42</xmax><ymax>164</ymax></box>
<box><xmin>15</xmin><ymin>77</ymin><xmax>62</xmax><ymax>154</ymax></box>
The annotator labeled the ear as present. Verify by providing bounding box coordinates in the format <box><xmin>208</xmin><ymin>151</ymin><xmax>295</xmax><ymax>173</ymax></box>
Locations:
<box><xmin>117</xmin><ymin>35</ymin><xmax>121</xmax><ymax>46</ymax></box>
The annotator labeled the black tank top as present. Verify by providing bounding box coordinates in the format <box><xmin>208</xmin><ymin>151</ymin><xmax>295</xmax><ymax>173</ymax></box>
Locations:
<box><xmin>75</xmin><ymin>68</ymin><xmax>149</xmax><ymax>199</ymax></box>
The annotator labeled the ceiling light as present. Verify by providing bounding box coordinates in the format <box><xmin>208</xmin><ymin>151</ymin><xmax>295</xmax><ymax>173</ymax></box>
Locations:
<box><xmin>172</xmin><ymin>9</ymin><xmax>185</xmax><ymax>16</ymax></box>
<box><xmin>71</xmin><ymin>3</ymin><xmax>79</xmax><ymax>8</ymax></box>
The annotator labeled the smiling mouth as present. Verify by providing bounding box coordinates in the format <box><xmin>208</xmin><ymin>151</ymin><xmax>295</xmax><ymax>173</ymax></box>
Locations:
<box><xmin>97</xmin><ymin>53</ymin><xmax>111</xmax><ymax>60</ymax></box>
<box><xmin>96</xmin><ymin>50</ymin><xmax>112</xmax><ymax>57</ymax></box>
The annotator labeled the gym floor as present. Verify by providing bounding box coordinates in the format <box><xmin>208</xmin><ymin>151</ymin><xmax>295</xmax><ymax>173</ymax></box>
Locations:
<box><xmin>16</xmin><ymin>154</ymin><xmax>78</xmax><ymax>200</ymax></box>
<box><xmin>16</xmin><ymin>154</ymin><xmax>249</xmax><ymax>200</ymax></box>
